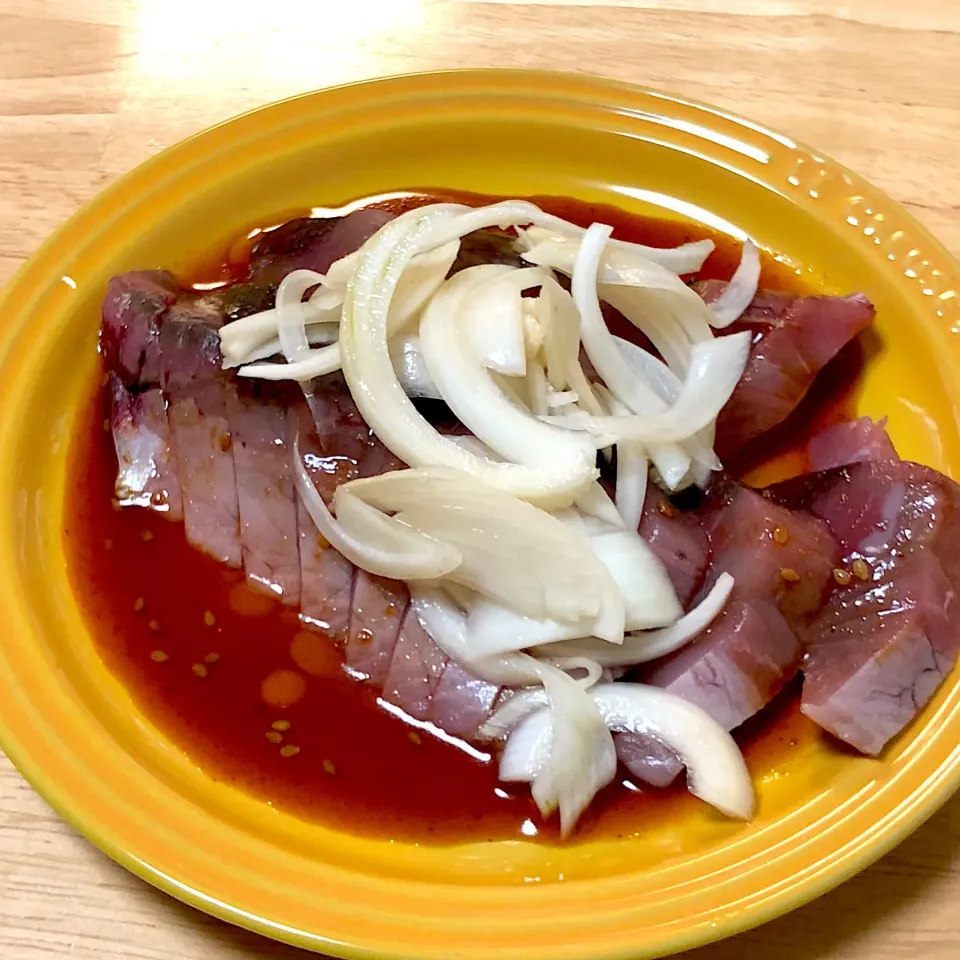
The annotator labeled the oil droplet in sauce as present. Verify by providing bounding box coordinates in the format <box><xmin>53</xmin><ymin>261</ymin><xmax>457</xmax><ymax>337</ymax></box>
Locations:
<box><xmin>63</xmin><ymin>191</ymin><xmax>838</xmax><ymax>844</ymax></box>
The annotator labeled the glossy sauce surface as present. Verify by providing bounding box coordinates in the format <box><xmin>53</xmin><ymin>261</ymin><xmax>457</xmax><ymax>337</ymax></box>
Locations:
<box><xmin>64</xmin><ymin>192</ymin><xmax>848</xmax><ymax>845</ymax></box>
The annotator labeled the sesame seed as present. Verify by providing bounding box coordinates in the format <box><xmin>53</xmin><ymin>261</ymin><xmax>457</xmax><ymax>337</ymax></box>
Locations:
<box><xmin>191</xmin><ymin>663</ymin><xmax>208</xmax><ymax>678</ymax></box>
<box><xmin>204</xmin><ymin>652</ymin><xmax>220</xmax><ymax>663</ymax></box>
<box><xmin>203</xmin><ymin>610</ymin><xmax>216</xmax><ymax>627</ymax></box>
<box><xmin>271</xmin><ymin>720</ymin><xmax>291</xmax><ymax>732</ymax></box>
<box><xmin>281</xmin><ymin>745</ymin><xmax>302</xmax><ymax>759</ymax></box>
<box><xmin>772</xmin><ymin>526</ymin><xmax>789</xmax><ymax>545</ymax></box>
<box><xmin>102</xmin><ymin>418</ymin><xmax>110</xmax><ymax>433</ymax></box>
<box><xmin>779</xmin><ymin>567</ymin><xmax>801</xmax><ymax>583</ymax></box>
<box><xmin>150</xmin><ymin>650</ymin><xmax>169</xmax><ymax>663</ymax></box>
<box><xmin>218</xmin><ymin>432</ymin><xmax>233</xmax><ymax>453</ymax></box>
<box><xmin>141</xmin><ymin>529</ymin><xmax>154</xmax><ymax>542</ymax></box>
<box><xmin>133</xmin><ymin>597</ymin><xmax>145</xmax><ymax>613</ymax></box>
<box><xmin>851</xmin><ymin>558</ymin><xmax>870</xmax><ymax>581</ymax></box>
<box><xmin>408</xmin><ymin>731</ymin><xmax>422</xmax><ymax>746</ymax></box>
<box><xmin>322</xmin><ymin>758</ymin><xmax>336</xmax><ymax>774</ymax></box>
<box><xmin>833</xmin><ymin>568</ymin><xmax>853</xmax><ymax>586</ymax></box>
<box><xmin>658</xmin><ymin>500</ymin><xmax>677</xmax><ymax>519</ymax></box>
<box><xmin>148</xmin><ymin>619</ymin><xmax>162</xmax><ymax>632</ymax></box>
<box><xmin>265</xmin><ymin>731</ymin><xmax>283</xmax><ymax>744</ymax></box>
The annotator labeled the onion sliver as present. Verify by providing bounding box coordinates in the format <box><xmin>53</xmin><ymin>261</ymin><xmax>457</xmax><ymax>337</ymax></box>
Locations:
<box><xmin>387</xmin><ymin>239</ymin><xmax>461</xmax><ymax>335</ymax></box>
<box><xmin>539</xmin><ymin>573</ymin><xmax>734</xmax><ymax>666</ymax></box>
<box><xmin>501</xmin><ymin>681</ymin><xmax>754</xmax><ymax>822</ymax></box>
<box><xmin>420</xmin><ymin>266</ymin><xmax>594</xmax><ymax>470</ymax></box>
<box><xmin>347</xmin><ymin>467</ymin><xmax>624</xmax><ymax>631</ymax></box>
<box><xmin>588</xmin><ymin>528</ymin><xmax>682</xmax><ymax>631</ymax></box>
<box><xmin>518</xmin><ymin>226</ymin><xmax>714</xmax><ymax>276</ymax></box>
<box><xmin>590</xmin><ymin>683</ymin><xmax>754</xmax><ymax>819</ymax></box>
<box><xmin>466</xmin><ymin>599</ymin><xmax>600</xmax><ymax>658</ymax></box>
<box><xmin>598</xmin><ymin>280</ymin><xmax>714</xmax><ymax>374</ymax></box>
<box><xmin>538</xmin><ymin>278</ymin><xmax>604</xmax><ymax>416</ymax></box>
<box><xmin>408</xmin><ymin>587</ymin><xmax>549</xmax><ymax>687</ymax></box>
<box><xmin>293</xmin><ymin>439</ymin><xmax>460</xmax><ymax>580</ymax></box>
<box><xmin>575</xmin><ymin>481</ymin><xmax>624</xmax><ymax>528</ymax></box>
<box><xmin>499</xmin><ymin>708</ymin><xmax>552</xmax><ymax>783</ymax></box>
<box><xmin>464</xmin><ymin>268</ymin><xmax>547</xmax><ymax>376</ymax></box>
<box><xmin>226</xmin><ymin>323</ymin><xmax>340</xmax><ymax>368</ymax></box>
<box><xmin>239</xmin><ymin>342</ymin><xmax>342</xmax><ymax>382</ymax></box>
<box><xmin>480</xmin><ymin>688</ymin><xmax>548</xmax><ymax>740</ymax></box>
<box><xmin>709</xmin><ymin>240</ymin><xmax>760</xmax><ymax>328</ymax></box>
<box><xmin>529</xmin><ymin>666</ymin><xmax>616</xmax><ymax>834</ymax></box>
<box><xmin>338</xmin><ymin>207</ymin><xmax>598</xmax><ymax>508</ymax></box>
<box><xmin>571</xmin><ymin>223</ymin><xmax>672</xmax><ymax>417</ymax></box>
<box><xmin>219</xmin><ymin>299</ymin><xmax>340</xmax><ymax>368</ymax></box>
<box><xmin>388</xmin><ymin>333</ymin><xmax>442</xmax><ymax>400</ymax></box>
<box><xmin>276</xmin><ymin>270</ymin><xmax>330</xmax><ymax>363</ymax></box>
<box><xmin>606</xmin><ymin>392</ymin><xmax>648</xmax><ymax>529</ymax></box>
<box><xmin>544</xmin><ymin>332</ymin><xmax>751</xmax><ymax>444</ymax></box>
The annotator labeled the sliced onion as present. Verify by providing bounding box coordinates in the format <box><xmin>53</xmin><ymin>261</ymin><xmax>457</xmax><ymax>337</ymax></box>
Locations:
<box><xmin>447</xmin><ymin>434</ymin><xmax>503</xmax><ymax>461</ymax></box>
<box><xmin>547</xmin><ymin>390</ymin><xmax>579</xmax><ymax>408</ymax></box>
<box><xmin>387</xmin><ymin>333</ymin><xmax>442</xmax><ymax>400</ymax></box>
<box><xmin>464</xmin><ymin>268</ymin><xmax>547</xmax><ymax>376</ymax></box>
<box><xmin>338</xmin><ymin>207</ymin><xmax>598</xmax><ymax>508</ymax></box>
<box><xmin>479</xmin><ymin>688</ymin><xmax>548</xmax><ymax>740</ymax></box>
<box><xmin>419</xmin><ymin>266</ymin><xmax>595</xmax><ymax>471</ymax></box>
<box><xmin>598</xmin><ymin>280</ymin><xmax>714</xmax><ymax>374</ymax></box>
<box><xmin>408</xmin><ymin>586</ymin><xmax>548</xmax><ymax>686</ymax></box>
<box><xmin>293</xmin><ymin>438</ymin><xmax>460</xmax><ymax>579</ymax></box>
<box><xmin>544</xmin><ymin>332</ymin><xmax>751</xmax><ymax>444</ymax></box>
<box><xmin>239</xmin><ymin>342</ymin><xmax>342</xmax><ymax>382</ymax></box>
<box><xmin>538</xmin><ymin>279</ymin><xmax>600</xmax><ymax>414</ymax></box>
<box><xmin>463</xmin><ymin>525</ymin><xmax>677</xmax><ymax>657</ymax></box>
<box><xmin>387</xmin><ymin>239</ymin><xmax>461</xmax><ymax>335</ymax></box>
<box><xmin>588</xmin><ymin>528</ymin><xmax>682</xmax><ymax>631</ymax></box>
<box><xmin>499</xmin><ymin>708</ymin><xmax>552</xmax><ymax>783</ymax></box>
<box><xmin>347</xmin><ymin>467</ymin><xmax>623</xmax><ymax>631</ymax></box>
<box><xmin>465</xmin><ymin>598</ymin><xmax>599</xmax><ymax>658</ymax></box>
<box><xmin>276</xmin><ymin>270</ymin><xmax>329</xmax><ymax>362</ymax></box>
<box><xmin>709</xmin><ymin>240</ymin><xmax>760</xmax><ymax>328</ymax></box>
<box><xmin>590</xmin><ymin>683</ymin><xmax>754</xmax><ymax>819</ymax></box>
<box><xmin>527</xmin><ymin>360</ymin><xmax>548</xmax><ymax>416</ymax></box>
<box><xmin>571</xmin><ymin>224</ymin><xmax>671</xmax><ymax>416</ymax></box>
<box><xmin>219</xmin><ymin>299</ymin><xmax>340</xmax><ymax>368</ymax></box>
<box><xmin>225</xmin><ymin>323</ymin><xmax>340</xmax><ymax>368</ymax></box>
<box><xmin>614</xmin><ymin>337</ymin><xmax>720</xmax><ymax>483</ymax></box>
<box><xmin>529</xmin><ymin>666</ymin><xmax>616</xmax><ymax>834</ymax></box>
<box><xmin>498</xmin><ymin>666</ymin><xmax>616</xmax><ymax>835</ymax></box>
<box><xmin>563</xmin><ymin>230</ymin><xmax>689</xmax><ymax>485</ymax></box>
<box><xmin>539</xmin><ymin>573</ymin><xmax>734</xmax><ymax>666</ymax></box>
<box><xmin>518</xmin><ymin>226</ymin><xmax>714</xmax><ymax>276</ymax></box>
<box><xmin>575</xmin><ymin>482</ymin><xmax>624</xmax><ymax>528</ymax></box>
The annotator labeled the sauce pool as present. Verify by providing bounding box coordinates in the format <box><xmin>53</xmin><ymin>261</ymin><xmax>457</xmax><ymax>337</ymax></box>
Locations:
<box><xmin>65</xmin><ymin>192</ymin><xmax>845</xmax><ymax>845</ymax></box>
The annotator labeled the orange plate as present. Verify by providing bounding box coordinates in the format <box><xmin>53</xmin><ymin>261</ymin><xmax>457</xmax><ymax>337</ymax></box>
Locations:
<box><xmin>0</xmin><ymin>70</ymin><xmax>959</xmax><ymax>960</ymax></box>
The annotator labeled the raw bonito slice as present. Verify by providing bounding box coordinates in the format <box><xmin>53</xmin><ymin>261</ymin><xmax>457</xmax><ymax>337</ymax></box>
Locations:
<box><xmin>769</xmin><ymin>459</ymin><xmax>960</xmax><ymax>754</ymax></box>
<box><xmin>695</xmin><ymin>281</ymin><xmax>876</xmax><ymax>459</ymax></box>
<box><xmin>108</xmin><ymin>374</ymin><xmax>183</xmax><ymax>520</ymax></box>
<box><xmin>806</xmin><ymin>416</ymin><xmax>898</xmax><ymax>471</ymax></box>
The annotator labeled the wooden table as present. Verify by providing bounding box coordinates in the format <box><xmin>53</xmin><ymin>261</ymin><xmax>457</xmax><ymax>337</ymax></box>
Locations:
<box><xmin>2</xmin><ymin>1</ymin><xmax>959</xmax><ymax>957</ymax></box>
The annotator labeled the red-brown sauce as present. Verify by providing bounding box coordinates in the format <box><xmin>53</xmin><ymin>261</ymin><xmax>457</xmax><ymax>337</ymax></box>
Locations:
<box><xmin>64</xmin><ymin>192</ymin><xmax>852</xmax><ymax>845</ymax></box>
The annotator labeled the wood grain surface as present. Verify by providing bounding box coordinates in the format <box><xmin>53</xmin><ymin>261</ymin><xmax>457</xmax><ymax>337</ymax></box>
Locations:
<box><xmin>2</xmin><ymin>1</ymin><xmax>959</xmax><ymax>958</ymax></box>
